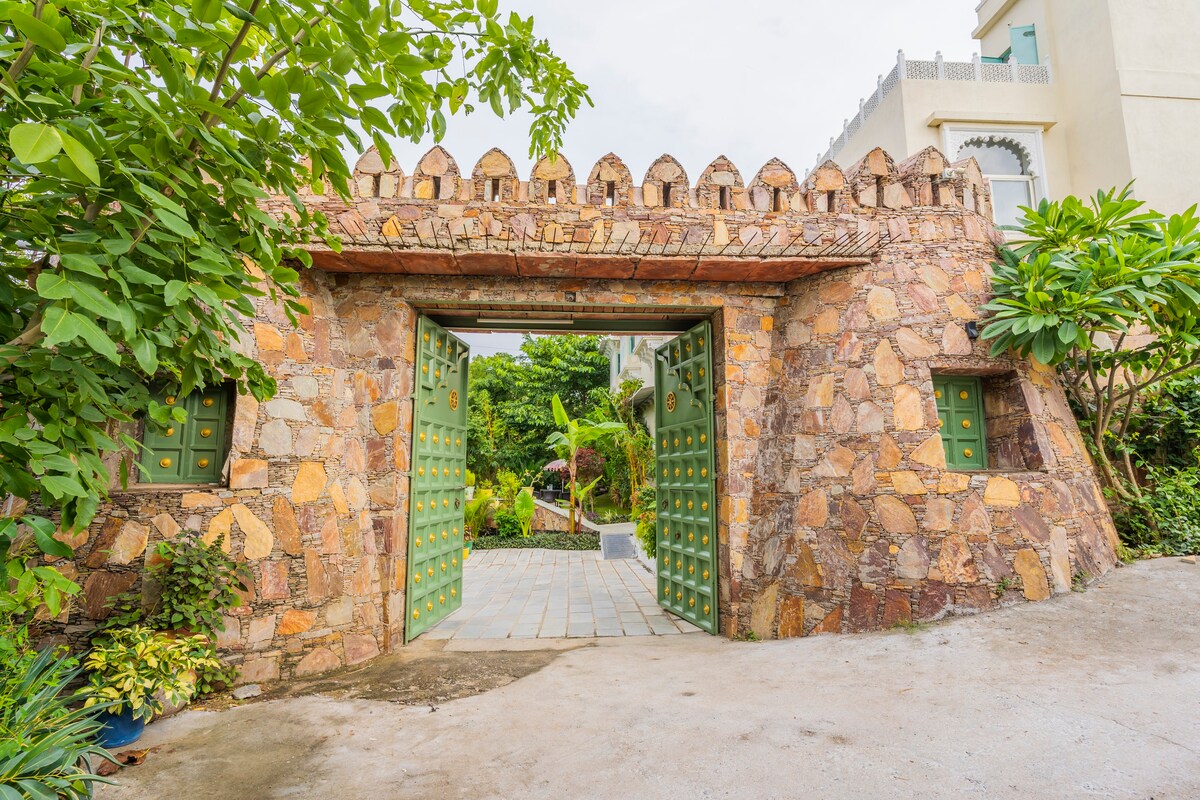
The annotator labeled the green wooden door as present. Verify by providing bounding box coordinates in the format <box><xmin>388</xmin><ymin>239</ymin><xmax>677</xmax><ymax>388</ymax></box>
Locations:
<box><xmin>933</xmin><ymin>376</ymin><xmax>987</xmax><ymax>470</ymax></box>
<box><xmin>405</xmin><ymin>317</ymin><xmax>469</xmax><ymax>642</ymax></box>
<box><xmin>655</xmin><ymin>321</ymin><xmax>718</xmax><ymax>634</ymax></box>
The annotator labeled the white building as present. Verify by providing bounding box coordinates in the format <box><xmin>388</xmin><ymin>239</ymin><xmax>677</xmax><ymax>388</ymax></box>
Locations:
<box><xmin>601</xmin><ymin>335</ymin><xmax>671</xmax><ymax>434</ymax></box>
<box><xmin>821</xmin><ymin>0</ymin><xmax>1200</xmax><ymax>223</ymax></box>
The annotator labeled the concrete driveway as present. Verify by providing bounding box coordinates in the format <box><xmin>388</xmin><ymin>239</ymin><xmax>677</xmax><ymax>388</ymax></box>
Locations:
<box><xmin>104</xmin><ymin>559</ymin><xmax>1200</xmax><ymax>800</ymax></box>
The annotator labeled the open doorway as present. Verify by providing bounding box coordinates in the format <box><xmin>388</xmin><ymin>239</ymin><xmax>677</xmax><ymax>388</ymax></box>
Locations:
<box><xmin>403</xmin><ymin>304</ymin><xmax>718</xmax><ymax>642</ymax></box>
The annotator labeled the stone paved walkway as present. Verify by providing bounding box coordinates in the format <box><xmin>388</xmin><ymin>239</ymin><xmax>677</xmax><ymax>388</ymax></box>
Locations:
<box><xmin>424</xmin><ymin>548</ymin><xmax>700</xmax><ymax>639</ymax></box>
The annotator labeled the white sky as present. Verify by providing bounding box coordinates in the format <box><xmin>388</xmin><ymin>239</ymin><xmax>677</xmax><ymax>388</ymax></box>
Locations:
<box><xmin>411</xmin><ymin>1</ymin><xmax>981</xmax><ymax>356</ymax></box>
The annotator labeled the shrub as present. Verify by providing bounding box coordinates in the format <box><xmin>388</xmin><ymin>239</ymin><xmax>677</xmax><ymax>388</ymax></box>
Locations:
<box><xmin>496</xmin><ymin>469</ymin><xmax>522</xmax><ymax>503</ymax></box>
<box><xmin>0</xmin><ymin>647</ymin><xmax>112</xmax><ymax>798</ymax></box>
<box><xmin>84</xmin><ymin>626</ymin><xmax>220</xmax><ymax>722</ymax></box>
<box><xmin>105</xmin><ymin>531</ymin><xmax>249</xmax><ymax>695</ymax></box>
<box><xmin>633</xmin><ymin>485</ymin><xmax>657</xmax><ymax>558</ymax></box>
<box><xmin>493</xmin><ymin>506</ymin><xmax>523</xmax><ymax>538</ymax></box>
<box><xmin>474</xmin><ymin>532</ymin><xmax>600</xmax><ymax>551</ymax></box>
<box><xmin>1113</xmin><ymin>466</ymin><xmax>1200</xmax><ymax>555</ymax></box>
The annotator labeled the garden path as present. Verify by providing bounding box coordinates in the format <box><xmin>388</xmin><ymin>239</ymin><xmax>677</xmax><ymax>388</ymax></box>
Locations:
<box><xmin>424</xmin><ymin>547</ymin><xmax>699</xmax><ymax>640</ymax></box>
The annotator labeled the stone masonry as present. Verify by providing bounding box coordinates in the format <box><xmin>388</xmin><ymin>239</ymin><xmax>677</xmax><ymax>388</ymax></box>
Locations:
<box><xmin>52</xmin><ymin>145</ymin><xmax>1119</xmax><ymax>682</ymax></box>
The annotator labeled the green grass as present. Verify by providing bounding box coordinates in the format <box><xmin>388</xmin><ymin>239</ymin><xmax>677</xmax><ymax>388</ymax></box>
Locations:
<box><xmin>588</xmin><ymin>492</ymin><xmax>630</xmax><ymax>522</ymax></box>
<box><xmin>473</xmin><ymin>532</ymin><xmax>600</xmax><ymax>551</ymax></box>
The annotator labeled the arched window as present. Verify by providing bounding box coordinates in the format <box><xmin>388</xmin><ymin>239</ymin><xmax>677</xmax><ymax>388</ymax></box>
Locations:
<box><xmin>957</xmin><ymin>137</ymin><xmax>1036</xmax><ymax>228</ymax></box>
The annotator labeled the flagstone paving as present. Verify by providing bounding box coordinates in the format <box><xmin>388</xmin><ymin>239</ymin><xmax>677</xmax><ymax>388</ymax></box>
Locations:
<box><xmin>424</xmin><ymin>547</ymin><xmax>700</xmax><ymax>640</ymax></box>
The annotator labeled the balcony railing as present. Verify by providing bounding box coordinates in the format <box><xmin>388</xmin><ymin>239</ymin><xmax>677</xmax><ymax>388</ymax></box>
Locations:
<box><xmin>818</xmin><ymin>50</ymin><xmax>1053</xmax><ymax>166</ymax></box>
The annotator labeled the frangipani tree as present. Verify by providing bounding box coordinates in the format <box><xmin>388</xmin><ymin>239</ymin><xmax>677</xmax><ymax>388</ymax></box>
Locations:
<box><xmin>0</xmin><ymin>0</ymin><xmax>588</xmax><ymax>557</ymax></box>
<box><xmin>981</xmin><ymin>188</ymin><xmax>1200</xmax><ymax>500</ymax></box>
<box><xmin>546</xmin><ymin>394</ymin><xmax>622</xmax><ymax>535</ymax></box>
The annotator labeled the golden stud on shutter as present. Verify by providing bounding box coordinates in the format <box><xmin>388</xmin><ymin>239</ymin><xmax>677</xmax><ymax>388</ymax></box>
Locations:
<box><xmin>702</xmin><ymin>535</ymin><xmax>709</xmax><ymax>545</ymax></box>
<box><xmin>159</xmin><ymin>457</ymin><xmax>172</xmax><ymax>468</ymax></box>
<box><xmin>442</xmin><ymin>530</ymin><xmax>448</xmax><ymax>540</ymax></box>
<box><xmin>703</xmin><ymin>570</ymin><xmax>709</xmax><ymax>580</ymax></box>
<box><xmin>413</xmin><ymin>609</ymin><xmax>420</xmax><ymax>619</ymax></box>
<box><xmin>417</xmin><ymin>502</ymin><xmax>423</xmax><ymax>511</ymax></box>
<box><xmin>687</xmin><ymin>436</ymin><xmax>693</xmax><ymax>445</ymax></box>
<box><xmin>451</xmin><ymin>588</ymin><xmax>456</xmax><ymax>597</ymax></box>
<box><xmin>700</xmin><ymin>433</ymin><xmax>706</xmax><ymax>443</ymax></box>
<box><xmin>443</xmin><ymin>468</ymin><xmax>449</xmax><ymax>476</ymax></box>
<box><xmin>200</xmin><ymin>428</ymin><xmax>212</xmax><ymax>438</ymax></box>
<box><xmin>687</xmin><ymin>500</ymin><xmax>694</xmax><ymax>509</ymax></box>
<box><xmin>703</xmin><ymin>604</ymin><xmax>710</xmax><ymax>615</ymax></box>
<box><xmin>422</xmin><ymin>364</ymin><xmax>428</xmax><ymax>374</ymax></box>
<box><xmin>165</xmin><ymin>427</ymin><xmax>174</xmax><ymax>437</ymax></box>
<box><xmin>452</xmin><ymin>558</ymin><xmax>457</xmax><ymax>567</ymax></box>
<box><xmin>935</xmin><ymin>389</ymin><xmax>942</xmax><ymax>399</ymax></box>
<box><xmin>960</xmin><ymin>390</ymin><xmax>969</xmax><ymax>400</ymax></box>
<box><xmin>455</xmin><ymin>468</ymin><xmax>461</xmax><ymax>476</ymax></box>
<box><xmin>688</xmin><ymin>565</ymin><xmax>694</xmax><ymax>575</ymax></box>
<box><xmin>963</xmin><ymin>448</ymin><xmax>974</xmax><ymax>458</ymax></box>
<box><xmin>674</xmin><ymin>438</ymin><xmax>680</xmax><ymax>447</ymax></box>
<box><xmin>664</xmin><ymin>587</ymin><xmax>671</xmax><ymax>597</ymax></box>
<box><xmin>439</xmin><ymin>595</ymin><xmax>445</xmax><ymax>605</ymax></box>
<box><xmin>427</xmin><ymin>601</ymin><xmax>433</xmax><ymax>611</ymax></box>
<box><xmin>687</xmin><ymin>468</ymin><xmax>693</xmax><ymax>477</ymax></box>
<box><xmin>456</xmin><ymin>437</ymin><xmax>461</xmax><ymax>447</ymax></box>
<box><xmin>688</xmin><ymin>532</ymin><xmax>694</xmax><ymax>542</ymax></box>
<box><xmin>203</xmin><ymin>398</ymin><xmax>214</xmax><ymax>407</ymax></box>
<box><xmin>676</xmin><ymin>591</ymin><xmax>683</xmax><ymax>601</ymax></box>
<box><xmin>416</xmin><ymin>539</ymin><xmax>421</xmax><ymax>548</ymax></box>
<box><xmin>674</xmin><ymin>468</ymin><xmax>681</xmax><ymax>477</ymax></box>
<box><xmin>414</xmin><ymin>573</ymin><xmax>420</xmax><ymax>581</ymax></box>
<box><xmin>701</xmin><ymin>502</ymin><xmax>709</xmax><ymax>511</ymax></box>
<box><xmin>961</xmin><ymin>419</ymin><xmax>971</xmax><ymax>429</ymax></box>
<box><xmin>428</xmin><ymin>567</ymin><xmax>434</xmax><ymax>577</ymax></box>
<box><xmin>662</xmin><ymin>438</ymin><xmax>667</xmax><ymax>448</ymax></box>
<box><xmin>418</xmin><ymin>467</ymin><xmax>425</xmax><ymax>476</ymax></box>
<box><xmin>676</xmin><ymin>560</ymin><xmax>682</xmax><ymax>570</ymax></box>
<box><xmin>165</xmin><ymin>396</ymin><xmax>176</xmax><ymax>405</ymax></box>
<box><xmin>424</xmin><ymin>332</ymin><xmax>430</xmax><ymax>343</ymax></box>
<box><xmin>689</xmin><ymin>598</ymin><xmax>695</xmax><ymax>608</ymax></box>
<box><xmin>701</xmin><ymin>468</ymin><xmax>708</xmax><ymax>477</ymax></box>
<box><xmin>419</xmin><ymin>432</ymin><xmax>426</xmax><ymax>442</ymax></box>
<box><xmin>197</xmin><ymin>458</ymin><xmax>209</xmax><ymax>468</ymax></box>
<box><xmin>675</xmin><ymin>499</ymin><xmax>681</xmax><ymax>508</ymax></box>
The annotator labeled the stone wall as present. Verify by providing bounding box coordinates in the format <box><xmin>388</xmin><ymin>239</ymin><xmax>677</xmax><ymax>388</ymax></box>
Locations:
<box><xmin>740</xmin><ymin>217</ymin><xmax>1120</xmax><ymax>637</ymax></box>
<box><xmin>46</xmin><ymin>145</ymin><xmax>1121</xmax><ymax>683</ymax></box>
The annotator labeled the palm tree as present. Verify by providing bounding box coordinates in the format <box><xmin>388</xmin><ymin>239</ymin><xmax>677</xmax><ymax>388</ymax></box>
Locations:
<box><xmin>546</xmin><ymin>394</ymin><xmax>624</xmax><ymax>535</ymax></box>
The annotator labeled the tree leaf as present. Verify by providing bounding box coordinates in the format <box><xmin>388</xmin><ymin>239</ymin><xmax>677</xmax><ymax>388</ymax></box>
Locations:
<box><xmin>8</xmin><ymin>9</ymin><xmax>66</xmax><ymax>51</ymax></box>
<box><xmin>10</xmin><ymin>122</ymin><xmax>63</xmax><ymax>164</ymax></box>
<box><xmin>59</xmin><ymin>131</ymin><xmax>101</xmax><ymax>184</ymax></box>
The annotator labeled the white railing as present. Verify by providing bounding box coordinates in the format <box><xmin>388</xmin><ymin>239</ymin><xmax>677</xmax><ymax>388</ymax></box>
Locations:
<box><xmin>818</xmin><ymin>50</ymin><xmax>1053</xmax><ymax>166</ymax></box>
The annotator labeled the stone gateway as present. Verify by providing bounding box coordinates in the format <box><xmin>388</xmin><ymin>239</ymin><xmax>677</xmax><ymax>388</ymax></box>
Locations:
<box><xmin>60</xmin><ymin>145</ymin><xmax>1118</xmax><ymax>683</ymax></box>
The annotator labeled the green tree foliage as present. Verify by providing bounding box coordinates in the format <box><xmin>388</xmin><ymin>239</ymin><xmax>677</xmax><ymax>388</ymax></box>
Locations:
<box><xmin>466</xmin><ymin>335</ymin><xmax>609</xmax><ymax>478</ymax></box>
<box><xmin>982</xmin><ymin>188</ymin><xmax>1200</xmax><ymax>501</ymax></box>
<box><xmin>0</xmin><ymin>0</ymin><xmax>588</xmax><ymax>550</ymax></box>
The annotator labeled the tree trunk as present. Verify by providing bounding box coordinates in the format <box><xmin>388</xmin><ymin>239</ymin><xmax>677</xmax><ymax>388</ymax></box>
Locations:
<box><xmin>567</xmin><ymin>457</ymin><xmax>577</xmax><ymax>536</ymax></box>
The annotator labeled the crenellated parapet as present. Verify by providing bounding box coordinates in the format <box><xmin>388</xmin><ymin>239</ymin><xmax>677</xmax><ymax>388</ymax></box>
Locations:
<box><xmin>276</xmin><ymin>146</ymin><xmax>998</xmax><ymax>281</ymax></box>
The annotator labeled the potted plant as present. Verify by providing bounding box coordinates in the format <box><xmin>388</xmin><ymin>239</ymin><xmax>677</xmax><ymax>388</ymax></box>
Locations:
<box><xmin>84</xmin><ymin>626</ymin><xmax>220</xmax><ymax>748</ymax></box>
<box><xmin>464</xmin><ymin>469</ymin><xmax>476</xmax><ymax>501</ymax></box>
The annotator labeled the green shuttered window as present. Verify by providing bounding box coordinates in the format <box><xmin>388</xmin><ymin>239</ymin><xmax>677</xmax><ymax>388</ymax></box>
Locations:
<box><xmin>933</xmin><ymin>376</ymin><xmax>987</xmax><ymax>470</ymax></box>
<box><xmin>140</xmin><ymin>388</ymin><xmax>232</xmax><ymax>484</ymax></box>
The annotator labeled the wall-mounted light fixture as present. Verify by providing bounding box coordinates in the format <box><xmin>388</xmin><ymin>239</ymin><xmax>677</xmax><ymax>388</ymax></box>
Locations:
<box><xmin>965</xmin><ymin>321</ymin><xmax>980</xmax><ymax>340</ymax></box>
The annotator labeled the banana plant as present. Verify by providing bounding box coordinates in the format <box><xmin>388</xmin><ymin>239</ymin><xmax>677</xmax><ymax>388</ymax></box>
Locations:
<box><xmin>546</xmin><ymin>395</ymin><xmax>624</xmax><ymax>535</ymax></box>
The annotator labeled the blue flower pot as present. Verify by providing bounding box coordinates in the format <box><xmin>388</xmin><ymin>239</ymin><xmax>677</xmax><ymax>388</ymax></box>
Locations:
<box><xmin>96</xmin><ymin>707</ymin><xmax>145</xmax><ymax>749</ymax></box>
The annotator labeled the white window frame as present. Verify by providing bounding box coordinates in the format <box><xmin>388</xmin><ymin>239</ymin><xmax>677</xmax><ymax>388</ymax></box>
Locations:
<box><xmin>942</xmin><ymin>124</ymin><xmax>1049</xmax><ymax>226</ymax></box>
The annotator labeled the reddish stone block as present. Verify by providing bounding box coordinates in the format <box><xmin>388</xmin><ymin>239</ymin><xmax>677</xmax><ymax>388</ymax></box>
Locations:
<box><xmin>881</xmin><ymin>590</ymin><xmax>912</xmax><ymax>628</ymax></box>
<box><xmin>917</xmin><ymin>581</ymin><xmax>953</xmax><ymax>621</ymax></box>
<box><xmin>847</xmin><ymin>585</ymin><xmax>881</xmax><ymax>632</ymax></box>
